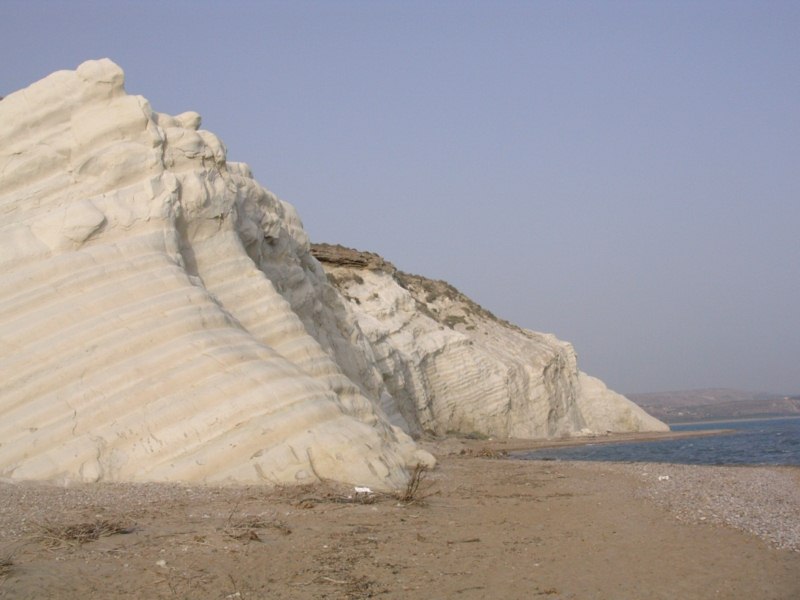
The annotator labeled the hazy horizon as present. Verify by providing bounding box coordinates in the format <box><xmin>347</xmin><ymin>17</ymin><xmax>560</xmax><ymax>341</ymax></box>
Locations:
<box><xmin>3</xmin><ymin>1</ymin><xmax>798</xmax><ymax>395</ymax></box>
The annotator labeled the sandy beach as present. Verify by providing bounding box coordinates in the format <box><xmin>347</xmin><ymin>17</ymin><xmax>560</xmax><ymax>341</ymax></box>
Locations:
<box><xmin>1</xmin><ymin>435</ymin><xmax>798</xmax><ymax>599</ymax></box>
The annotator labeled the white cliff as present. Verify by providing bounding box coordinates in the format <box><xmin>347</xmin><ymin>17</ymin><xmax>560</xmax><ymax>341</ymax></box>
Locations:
<box><xmin>311</xmin><ymin>244</ymin><xmax>668</xmax><ymax>438</ymax></box>
<box><xmin>0</xmin><ymin>59</ymin><xmax>432</xmax><ymax>489</ymax></box>
<box><xmin>0</xmin><ymin>60</ymin><xmax>666</xmax><ymax>489</ymax></box>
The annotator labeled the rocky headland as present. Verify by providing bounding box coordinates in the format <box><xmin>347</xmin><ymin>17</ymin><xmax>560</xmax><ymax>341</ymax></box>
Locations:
<box><xmin>1</xmin><ymin>59</ymin><xmax>663</xmax><ymax>490</ymax></box>
<box><xmin>311</xmin><ymin>243</ymin><xmax>666</xmax><ymax>439</ymax></box>
<box><xmin>1</xmin><ymin>60</ymin><xmax>797</xmax><ymax>600</ymax></box>
<box><xmin>628</xmin><ymin>389</ymin><xmax>800</xmax><ymax>423</ymax></box>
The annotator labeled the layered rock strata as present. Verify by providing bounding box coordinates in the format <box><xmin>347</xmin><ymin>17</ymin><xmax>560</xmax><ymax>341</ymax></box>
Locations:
<box><xmin>0</xmin><ymin>59</ymin><xmax>431</xmax><ymax>489</ymax></box>
<box><xmin>0</xmin><ymin>59</ymin><xmax>665</xmax><ymax>489</ymax></box>
<box><xmin>311</xmin><ymin>244</ymin><xmax>668</xmax><ymax>438</ymax></box>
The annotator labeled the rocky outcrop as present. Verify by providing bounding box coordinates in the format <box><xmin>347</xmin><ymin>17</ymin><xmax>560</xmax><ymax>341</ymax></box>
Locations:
<box><xmin>0</xmin><ymin>59</ymin><xmax>431</xmax><ymax>489</ymax></box>
<box><xmin>0</xmin><ymin>60</ymin><xmax>665</xmax><ymax>490</ymax></box>
<box><xmin>312</xmin><ymin>244</ymin><xmax>668</xmax><ymax>438</ymax></box>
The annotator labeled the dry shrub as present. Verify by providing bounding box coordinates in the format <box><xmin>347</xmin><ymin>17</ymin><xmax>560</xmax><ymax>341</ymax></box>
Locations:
<box><xmin>225</xmin><ymin>515</ymin><xmax>292</xmax><ymax>542</ymax></box>
<box><xmin>225</xmin><ymin>515</ymin><xmax>268</xmax><ymax>542</ymax></box>
<box><xmin>397</xmin><ymin>463</ymin><xmax>430</xmax><ymax>505</ymax></box>
<box><xmin>0</xmin><ymin>554</ymin><xmax>13</xmax><ymax>577</ymax></box>
<box><xmin>458</xmin><ymin>447</ymin><xmax>508</xmax><ymax>458</ymax></box>
<box><xmin>292</xmin><ymin>486</ymin><xmax>378</xmax><ymax>508</ymax></box>
<box><xmin>34</xmin><ymin>519</ymin><xmax>135</xmax><ymax>548</ymax></box>
<box><xmin>476</xmin><ymin>447</ymin><xmax>508</xmax><ymax>458</ymax></box>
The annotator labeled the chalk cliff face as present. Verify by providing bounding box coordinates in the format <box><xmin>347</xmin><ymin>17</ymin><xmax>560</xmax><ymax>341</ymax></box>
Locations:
<box><xmin>0</xmin><ymin>60</ymin><xmax>665</xmax><ymax>488</ymax></box>
<box><xmin>0</xmin><ymin>59</ymin><xmax>431</xmax><ymax>489</ymax></box>
<box><xmin>311</xmin><ymin>244</ymin><xmax>668</xmax><ymax>438</ymax></box>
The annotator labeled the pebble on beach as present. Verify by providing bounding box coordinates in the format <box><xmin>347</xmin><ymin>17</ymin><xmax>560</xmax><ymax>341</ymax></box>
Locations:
<box><xmin>610</xmin><ymin>463</ymin><xmax>800</xmax><ymax>552</ymax></box>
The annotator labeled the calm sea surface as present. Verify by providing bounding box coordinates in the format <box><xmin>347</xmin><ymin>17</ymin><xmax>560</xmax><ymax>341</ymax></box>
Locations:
<box><xmin>518</xmin><ymin>416</ymin><xmax>800</xmax><ymax>466</ymax></box>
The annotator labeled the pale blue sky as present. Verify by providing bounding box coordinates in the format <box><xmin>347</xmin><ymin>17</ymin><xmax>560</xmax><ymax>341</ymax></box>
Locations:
<box><xmin>3</xmin><ymin>1</ymin><xmax>799</xmax><ymax>394</ymax></box>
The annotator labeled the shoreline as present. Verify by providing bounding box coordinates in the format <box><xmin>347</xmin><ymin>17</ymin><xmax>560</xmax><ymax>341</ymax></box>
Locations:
<box><xmin>423</xmin><ymin>428</ymin><xmax>736</xmax><ymax>456</ymax></box>
<box><xmin>1</xmin><ymin>445</ymin><xmax>798</xmax><ymax>598</ymax></box>
<box><xmin>665</xmin><ymin>414</ymin><xmax>800</xmax><ymax>426</ymax></box>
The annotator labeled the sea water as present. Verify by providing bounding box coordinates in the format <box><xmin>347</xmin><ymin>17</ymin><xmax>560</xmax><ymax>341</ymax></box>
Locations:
<box><xmin>518</xmin><ymin>416</ymin><xmax>800</xmax><ymax>466</ymax></box>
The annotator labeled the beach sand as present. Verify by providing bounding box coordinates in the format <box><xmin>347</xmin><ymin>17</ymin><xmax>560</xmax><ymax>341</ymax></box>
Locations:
<box><xmin>1</xmin><ymin>435</ymin><xmax>798</xmax><ymax>599</ymax></box>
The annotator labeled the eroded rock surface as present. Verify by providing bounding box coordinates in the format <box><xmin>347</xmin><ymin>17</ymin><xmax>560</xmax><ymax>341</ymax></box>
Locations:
<box><xmin>312</xmin><ymin>243</ymin><xmax>668</xmax><ymax>438</ymax></box>
<box><xmin>0</xmin><ymin>60</ymin><xmax>430</xmax><ymax>489</ymax></box>
<box><xmin>0</xmin><ymin>60</ymin><xmax>664</xmax><ymax>490</ymax></box>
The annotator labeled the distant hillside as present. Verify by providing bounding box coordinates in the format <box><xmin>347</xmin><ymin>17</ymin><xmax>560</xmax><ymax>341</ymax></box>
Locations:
<box><xmin>627</xmin><ymin>389</ymin><xmax>800</xmax><ymax>423</ymax></box>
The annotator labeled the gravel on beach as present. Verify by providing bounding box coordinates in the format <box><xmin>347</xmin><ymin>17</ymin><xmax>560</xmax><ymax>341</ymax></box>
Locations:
<box><xmin>605</xmin><ymin>462</ymin><xmax>800</xmax><ymax>552</ymax></box>
<box><xmin>1</xmin><ymin>454</ymin><xmax>798</xmax><ymax>599</ymax></box>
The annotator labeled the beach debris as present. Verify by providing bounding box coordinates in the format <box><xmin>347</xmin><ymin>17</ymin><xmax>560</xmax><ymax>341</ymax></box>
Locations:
<box><xmin>348</xmin><ymin>486</ymin><xmax>377</xmax><ymax>504</ymax></box>
<box><xmin>33</xmin><ymin>519</ymin><xmax>136</xmax><ymax>548</ymax></box>
<box><xmin>658</xmin><ymin>475</ymin><xmax>670</xmax><ymax>481</ymax></box>
<box><xmin>0</xmin><ymin>554</ymin><xmax>14</xmax><ymax>577</ymax></box>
